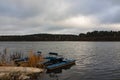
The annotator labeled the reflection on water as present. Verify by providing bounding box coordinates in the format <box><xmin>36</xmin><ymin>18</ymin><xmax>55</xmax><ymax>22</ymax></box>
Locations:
<box><xmin>46</xmin><ymin>64</ymin><xmax>75</xmax><ymax>80</ymax></box>
<box><xmin>46</xmin><ymin>63</ymin><xmax>75</xmax><ymax>74</ymax></box>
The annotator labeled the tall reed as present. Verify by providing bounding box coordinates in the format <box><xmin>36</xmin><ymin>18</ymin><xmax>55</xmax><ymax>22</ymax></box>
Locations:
<box><xmin>20</xmin><ymin>50</ymin><xmax>44</xmax><ymax>68</ymax></box>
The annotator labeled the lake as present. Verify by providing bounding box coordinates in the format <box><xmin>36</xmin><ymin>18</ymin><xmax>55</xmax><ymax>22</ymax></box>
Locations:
<box><xmin>0</xmin><ymin>42</ymin><xmax>120</xmax><ymax>80</ymax></box>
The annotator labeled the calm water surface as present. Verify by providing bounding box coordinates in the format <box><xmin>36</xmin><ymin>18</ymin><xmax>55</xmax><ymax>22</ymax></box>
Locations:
<box><xmin>0</xmin><ymin>42</ymin><xmax>120</xmax><ymax>80</ymax></box>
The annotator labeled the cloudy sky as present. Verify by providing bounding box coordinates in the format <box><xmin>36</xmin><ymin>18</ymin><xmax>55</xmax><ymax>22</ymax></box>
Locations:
<box><xmin>0</xmin><ymin>0</ymin><xmax>120</xmax><ymax>35</ymax></box>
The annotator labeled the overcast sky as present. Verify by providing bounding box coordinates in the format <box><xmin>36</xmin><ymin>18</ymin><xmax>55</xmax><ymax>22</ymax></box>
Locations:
<box><xmin>0</xmin><ymin>0</ymin><xmax>120</xmax><ymax>35</ymax></box>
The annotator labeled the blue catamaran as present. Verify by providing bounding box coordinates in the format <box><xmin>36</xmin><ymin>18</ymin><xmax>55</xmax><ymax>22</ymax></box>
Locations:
<box><xmin>44</xmin><ymin>52</ymin><xmax>76</xmax><ymax>70</ymax></box>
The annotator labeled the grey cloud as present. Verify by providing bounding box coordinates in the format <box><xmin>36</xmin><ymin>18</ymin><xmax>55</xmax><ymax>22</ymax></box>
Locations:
<box><xmin>66</xmin><ymin>0</ymin><xmax>111</xmax><ymax>16</ymax></box>
<box><xmin>0</xmin><ymin>0</ymin><xmax>70</xmax><ymax>20</ymax></box>
<box><xmin>0</xmin><ymin>0</ymin><xmax>120</xmax><ymax>35</ymax></box>
<box><xmin>67</xmin><ymin>0</ymin><xmax>120</xmax><ymax>24</ymax></box>
<box><xmin>98</xmin><ymin>6</ymin><xmax>120</xmax><ymax>24</ymax></box>
<box><xmin>0</xmin><ymin>0</ymin><xmax>42</xmax><ymax>18</ymax></box>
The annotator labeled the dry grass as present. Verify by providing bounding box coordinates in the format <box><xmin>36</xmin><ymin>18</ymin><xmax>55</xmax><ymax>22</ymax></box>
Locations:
<box><xmin>0</xmin><ymin>48</ymin><xmax>12</xmax><ymax>66</ymax></box>
<box><xmin>19</xmin><ymin>51</ymin><xmax>44</xmax><ymax>68</ymax></box>
<box><xmin>0</xmin><ymin>49</ymin><xmax>45</xmax><ymax>69</ymax></box>
<box><xmin>0</xmin><ymin>48</ymin><xmax>23</xmax><ymax>66</ymax></box>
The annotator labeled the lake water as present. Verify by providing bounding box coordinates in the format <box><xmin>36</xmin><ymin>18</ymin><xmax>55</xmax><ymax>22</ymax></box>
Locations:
<box><xmin>0</xmin><ymin>42</ymin><xmax>120</xmax><ymax>80</ymax></box>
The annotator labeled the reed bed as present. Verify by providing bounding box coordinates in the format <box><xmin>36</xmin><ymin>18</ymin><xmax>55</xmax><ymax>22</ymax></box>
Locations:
<box><xmin>20</xmin><ymin>50</ymin><xmax>44</xmax><ymax>68</ymax></box>
<box><xmin>0</xmin><ymin>48</ymin><xmax>44</xmax><ymax>68</ymax></box>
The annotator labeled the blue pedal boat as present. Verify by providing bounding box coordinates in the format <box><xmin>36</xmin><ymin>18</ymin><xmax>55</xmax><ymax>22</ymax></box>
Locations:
<box><xmin>46</xmin><ymin>59</ymin><xmax>75</xmax><ymax>70</ymax></box>
<box><xmin>44</xmin><ymin>52</ymin><xmax>76</xmax><ymax>70</ymax></box>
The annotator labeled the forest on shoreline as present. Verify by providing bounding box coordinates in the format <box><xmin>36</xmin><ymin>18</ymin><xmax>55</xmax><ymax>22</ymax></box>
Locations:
<box><xmin>0</xmin><ymin>31</ymin><xmax>120</xmax><ymax>41</ymax></box>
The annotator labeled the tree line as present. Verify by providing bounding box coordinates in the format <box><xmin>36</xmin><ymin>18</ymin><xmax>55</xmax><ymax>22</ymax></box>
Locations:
<box><xmin>79</xmin><ymin>31</ymin><xmax>120</xmax><ymax>41</ymax></box>
<box><xmin>0</xmin><ymin>31</ymin><xmax>120</xmax><ymax>41</ymax></box>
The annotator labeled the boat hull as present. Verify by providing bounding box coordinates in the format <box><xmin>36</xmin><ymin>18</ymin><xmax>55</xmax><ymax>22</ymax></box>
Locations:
<box><xmin>46</xmin><ymin>60</ymin><xmax>75</xmax><ymax>70</ymax></box>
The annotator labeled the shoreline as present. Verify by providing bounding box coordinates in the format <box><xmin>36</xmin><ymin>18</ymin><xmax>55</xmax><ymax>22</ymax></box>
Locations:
<box><xmin>0</xmin><ymin>67</ymin><xmax>44</xmax><ymax>80</ymax></box>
